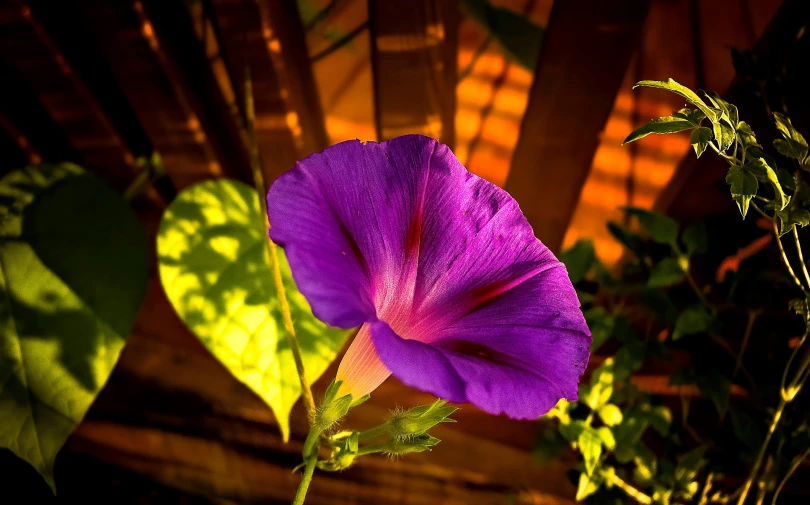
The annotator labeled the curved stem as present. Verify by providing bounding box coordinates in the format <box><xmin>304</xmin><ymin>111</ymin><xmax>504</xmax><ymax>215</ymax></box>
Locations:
<box><xmin>357</xmin><ymin>423</ymin><xmax>390</xmax><ymax>443</ymax></box>
<box><xmin>245</xmin><ymin>67</ymin><xmax>317</xmax><ymax>425</ymax></box>
<box><xmin>737</xmin><ymin>397</ymin><xmax>787</xmax><ymax>505</ymax></box>
<box><xmin>793</xmin><ymin>227</ymin><xmax>810</xmax><ymax>289</ymax></box>
<box><xmin>687</xmin><ymin>270</ymin><xmax>715</xmax><ymax>312</ymax></box>
<box><xmin>771</xmin><ymin>219</ymin><xmax>810</xmax><ymax>296</ymax></box>
<box><xmin>734</xmin><ymin>310</ymin><xmax>760</xmax><ymax>379</ymax></box>
<box><xmin>781</xmin><ymin>332</ymin><xmax>807</xmax><ymax>397</ymax></box>
<box><xmin>771</xmin><ymin>447</ymin><xmax>810</xmax><ymax>505</ymax></box>
<box><xmin>291</xmin><ymin>456</ymin><xmax>317</xmax><ymax>505</ymax></box>
<box><xmin>608</xmin><ymin>472</ymin><xmax>652</xmax><ymax>504</ymax></box>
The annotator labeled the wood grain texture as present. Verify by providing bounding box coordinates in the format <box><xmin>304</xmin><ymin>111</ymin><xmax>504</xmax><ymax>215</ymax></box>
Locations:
<box><xmin>0</xmin><ymin>1</ymin><xmax>134</xmax><ymax>189</ymax></box>
<box><xmin>209</xmin><ymin>0</ymin><xmax>301</xmax><ymax>184</ymax></box>
<box><xmin>369</xmin><ymin>0</ymin><xmax>458</xmax><ymax>147</ymax></box>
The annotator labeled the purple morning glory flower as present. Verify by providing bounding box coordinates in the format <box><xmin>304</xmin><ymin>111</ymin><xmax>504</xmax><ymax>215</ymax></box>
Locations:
<box><xmin>266</xmin><ymin>135</ymin><xmax>590</xmax><ymax>419</ymax></box>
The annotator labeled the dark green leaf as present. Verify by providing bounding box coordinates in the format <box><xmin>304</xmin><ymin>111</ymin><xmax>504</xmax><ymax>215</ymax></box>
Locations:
<box><xmin>682</xmin><ymin>222</ymin><xmax>708</xmax><ymax>255</ymax></box>
<box><xmin>578</xmin><ymin>428</ymin><xmax>603</xmax><ymax>475</ymax></box>
<box><xmin>730</xmin><ymin>410</ymin><xmax>762</xmax><ymax>451</ymax></box>
<box><xmin>614</xmin><ymin>341</ymin><xmax>646</xmax><ymax>380</ymax></box>
<box><xmin>672</xmin><ymin>108</ymin><xmax>706</xmax><ymax>125</ymax></box>
<box><xmin>157</xmin><ymin>180</ymin><xmax>351</xmax><ymax>441</ymax></box>
<box><xmin>713</xmin><ymin>121</ymin><xmax>735</xmax><ymax>152</ymax></box>
<box><xmin>646</xmin><ymin>405</ymin><xmax>672</xmax><ymax>436</ymax></box>
<box><xmin>584</xmin><ymin>307</ymin><xmax>614</xmax><ymax>352</ymax></box>
<box><xmin>673</xmin><ymin>306</ymin><xmax>712</xmax><ymax>340</ymax></box>
<box><xmin>634</xmin><ymin>79</ymin><xmax>718</xmax><ymax>123</ymax></box>
<box><xmin>607</xmin><ymin>221</ymin><xmax>644</xmax><ymax>257</ymax></box>
<box><xmin>774</xmin><ymin>206</ymin><xmax>810</xmax><ymax>236</ymax></box>
<box><xmin>623</xmin><ymin>207</ymin><xmax>679</xmax><ymax>244</ymax></box>
<box><xmin>690</xmin><ymin>127</ymin><xmax>712</xmax><ymax>158</ymax></box>
<box><xmin>675</xmin><ymin>446</ymin><xmax>707</xmax><ymax>489</ymax></box>
<box><xmin>772</xmin><ymin>112</ymin><xmax>809</xmax><ymax>163</ymax></box>
<box><xmin>623</xmin><ymin>116</ymin><xmax>697</xmax><ymax>144</ymax></box>
<box><xmin>777</xmin><ymin>167</ymin><xmax>796</xmax><ymax>194</ymax></box>
<box><xmin>0</xmin><ymin>164</ymin><xmax>148</xmax><ymax>491</ymax></box>
<box><xmin>613</xmin><ymin>407</ymin><xmax>651</xmax><ymax>461</ymax></box>
<box><xmin>725</xmin><ymin>165</ymin><xmax>758</xmax><ymax>218</ymax></box>
<box><xmin>745</xmin><ymin>157</ymin><xmax>789</xmax><ymax>210</ymax></box>
<box><xmin>461</xmin><ymin>0</ymin><xmax>543</xmax><ymax>70</ymax></box>
<box><xmin>639</xmin><ymin>289</ymin><xmax>678</xmax><ymax>325</ymax></box>
<box><xmin>697</xmin><ymin>370</ymin><xmax>731</xmax><ymax>416</ymax></box>
<box><xmin>560</xmin><ymin>419</ymin><xmax>588</xmax><ymax>442</ymax></box>
<box><xmin>703</xmin><ymin>91</ymin><xmax>738</xmax><ymax>127</ymax></box>
<box><xmin>559</xmin><ymin>239</ymin><xmax>595</xmax><ymax>284</ymax></box>
<box><xmin>736</xmin><ymin>121</ymin><xmax>760</xmax><ymax>149</ymax></box>
<box><xmin>647</xmin><ymin>257</ymin><xmax>687</xmax><ymax>287</ymax></box>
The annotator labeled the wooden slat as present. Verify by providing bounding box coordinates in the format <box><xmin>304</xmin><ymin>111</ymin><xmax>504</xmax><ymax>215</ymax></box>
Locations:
<box><xmin>368</xmin><ymin>0</ymin><xmax>457</xmax><ymax>146</ymax></box>
<box><xmin>209</xmin><ymin>0</ymin><xmax>301</xmax><ymax>183</ymax></box>
<box><xmin>0</xmin><ymin>2</ymin><xmax>134</xmax><ymax>189</ymax></box>
<box><xmin>76</xmin><ymin>0</ymin><xmax>240</xmax><ymax>190</ymax></box>
<box><xmin>0</xmin><ymin>61</ymin><xmax>78</xmax><ymax>165</ymax></box>
<box><xmin>504</xmin><ymin>0</ymin><xmax>650</xmax><ymax>252</ymax></box>
<box><xmin>256</xmin><ymin>0</ymin><xmax>330</xmax><ymax>155</ymax></box>
<box><xmin>137</xmin><ymin>0</ymin><xmax>253</xmax><ymax>186</ymax></box>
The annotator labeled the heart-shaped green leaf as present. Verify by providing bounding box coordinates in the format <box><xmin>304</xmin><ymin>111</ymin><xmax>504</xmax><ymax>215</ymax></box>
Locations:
<box><xmin>0</xmin><ymin>164</ymin><xmax>148</xmax><ymax>492</ymax></box>
<box><xmin>157</xmin><ymin>179</ymin><xmax>350</xmax><ymax>440</ymax></box>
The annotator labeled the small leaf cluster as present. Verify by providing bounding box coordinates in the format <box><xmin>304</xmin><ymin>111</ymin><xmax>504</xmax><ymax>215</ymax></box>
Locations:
<box><xmin>625</xmin><ymin>79</ymin><xmax>810</xmax><ymax>234</ymax></box>
<box><xmin>548</xmin><ymin>79</ymin><xmax>810</xmax><ymax>504</ymax></box>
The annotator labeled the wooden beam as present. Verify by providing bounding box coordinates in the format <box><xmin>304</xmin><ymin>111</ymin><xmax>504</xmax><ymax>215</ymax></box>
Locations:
<box><xmin>208</xmin><ymin>0</ymin><xmax>301</xmax><ymax>183</ymax></box>
<box><xmin>0</xmin><ymin>61</ymin><xmax>79</xmax><ymax>165</ymax></box>
<box><xmin>137</xmin><ymin>0</ymin><xmax>253</xmax><ymax>185</ymax></box>
<box><xmin>0</xmin><ymin>2</ymin><xmax>135</xmax><ymax>189</ymax></box>
<box><xmin>504</xmin><ymin>0</ymin><xmax>650</xmax><ymax>252</ymax></box>
<box><xmin>76</xmin><ymin>0</ymin><xmax>243</xmax><ymax>190</ymax></box>
<box><xmin>368</xmin><ymin>0</ymin><xmax>458</xmax><ymax>146</ymax></box>
<box><xmin>256</xmin><ymin>0</ymin><xmax>330</xmax><ymax>155</ymax></box>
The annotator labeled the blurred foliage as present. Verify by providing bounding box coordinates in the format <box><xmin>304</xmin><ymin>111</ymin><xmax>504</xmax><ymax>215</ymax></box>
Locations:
<box><xmin>543</xmin><ymin>76</ymin><xmax>810</xmax><ymax>504</ymax></box>
<box><xmin>157</xmin><ymin>179</ymin><xmax>350</xmax><ymax>441</ymax></box>
<box><xmin>460</xmin><ymin>0</ymin><xmax>544</xmax><ymax>70</ymax></box>
<box><xmin>0</xmin><ymin>164</ymin><xmax>148</xmax><ymax>492</ymax></box>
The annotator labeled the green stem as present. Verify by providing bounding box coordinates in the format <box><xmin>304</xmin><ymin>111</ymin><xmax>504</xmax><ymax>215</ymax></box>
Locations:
<box><xmin>771</xmin><ymin>447</ymin><xmax>810</xmax><ymax>505</ymax></box>
<box><xmin>771</xmin><ymin>218</ymin><xmax>810</xmax><ymax>296</ymax></box>
<box><xmin>123</xmin><ymin>163</ymin><xmax>153</xmax><ymax>201</ymax></box>
<box><xmin>734</xmin><ymin>310</ymin><xmax>760</xmax><ymax>379</ymax></box>
<box><xmin>736</xmin><ymin>397</ymin><xmax>786</xmax><ymax>505</ymax></box>
<box><xmin>687</xmin><ymin>270</ymin><xmax>714</xmax><ymax>313</ymax></box>
<box><xmin>608</xmin><ymin>472</ymin><xmax>652</xmax><ymax>504</ymax></box>
<box><xmin>292</xmin><ymin>456</ymin><xmax>317</xmax><ymax>505</ymax></box>
<box><xmin>708</xmin><ymin>141</ymin><xmax>737</xmax><ymax>163</ymax></box>
<box><xmin>793</xmin><ymin>227</ymin><xmax>810</xmax><ymax>289</ymax></box>
<box><xmin>357</xmin><ymin>423</ymin><xmax>390</xmax><ymax>443</ymax></box>
<box><xmin>672</xmin><ymin>242</ymin><xmax>715</xmax><ymax>312</ymax></box>
<box><xmin>780</xmin><ymin>332</ymin><xmax>807</xmax><ymax>398</ymax></box>
<box><xmin>245</xmin><ymin>66</ymin><xmax>317</xmax><ymax>426</ymax></box>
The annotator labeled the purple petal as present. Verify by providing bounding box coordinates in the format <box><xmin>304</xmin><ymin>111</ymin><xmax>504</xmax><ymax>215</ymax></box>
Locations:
<box><xmin>369</xmin><ymin>320</ymin><xmax>466</xmax><ymax>403</ymax></box>
<box><xmin>435</xmin><ymin>267</ymin><xmax>590</xmax><ymax>419</ymax></box>
<box><xmin>267</xmin><ymin>136</ymin><xmax>438</xmax><ymax>327</ymax></box>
